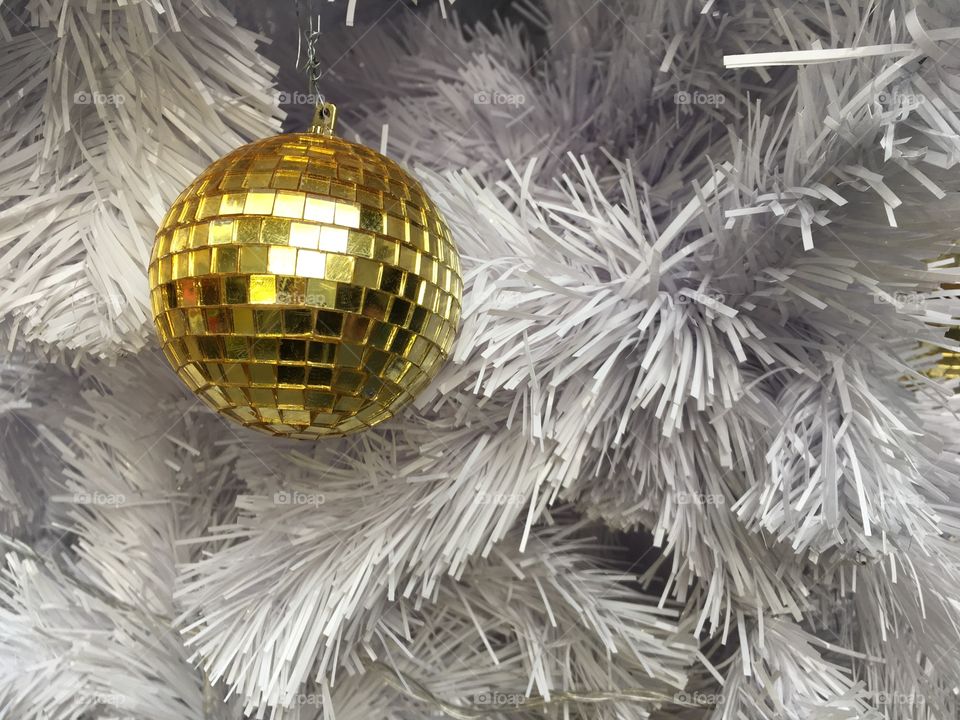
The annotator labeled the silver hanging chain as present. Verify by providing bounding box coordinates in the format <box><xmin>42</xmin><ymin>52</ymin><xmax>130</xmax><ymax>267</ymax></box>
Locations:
<box><xmin>295</xmin><ymin>0</ymin><xmax>325</xmax><ymax>106</ymax></box>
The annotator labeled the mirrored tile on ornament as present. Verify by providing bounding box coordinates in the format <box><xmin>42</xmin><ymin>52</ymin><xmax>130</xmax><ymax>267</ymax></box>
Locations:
<box><xmin>276</xmin><ymin>388</ymin><xmax>305</xmax><ymax>408</ymax></box>
<box><xmin>369</xmin><ymin>321</ymin><xmax>395</xmax><ymax>350</ymax></box>
<box><xmin>306</xmin><ymin>159</ymin><xmax>337</xmax><ymax>177</ymax></box>
<box><xmin>347</xmin><ymin>231</ymin><xmax>375</xmax><ymax>259</ymax></box>
<box><xmin>334</xmin><ymin>284</ymin><xmax>363</xmax><ymax>312</ymax></box>
<box><xmin>305</xmin><ymin>197</ymin><xmax>336</xmax><ymax>224</ymax></box>
<box><xmin>201</xmin><ymin>385</ymin><xmax>230</xmax><ymax>410</ymax></box>
<box><xmin>296</xmin><ymin>250</ymin><xmax>326</xmax><ymax>279</ymax></box>
<box><xmin>356</xmin><ymin>188</ymin><xmax>381</xmax><ymax>210</ymax></box>
<box><xmin>232</xmin><ymin>307</ymin><xmax>255</xmax><ymax>335</ymax></box>
<box><xmin>220</xmin><ymin>193</ymin><xmax>246</xmax><ymax>215</ymax></box>
<box><xmin>283</xmin><ymin>309</ymin><xmax>313</xmax><ymax>335</ymax></box>
<box><xmin>261</xmin><ymin>218</ymin><xmax>292</xmax><ymax>245</ymax></box>
<box><xmin>390</xmin><ymin>328</ymin><xmax>413</xmax><ymax>355</ymax></box>
<box><xmin>178</xmin><ymin>278</ymin><xmax>200</xmax><ymax>307</ymax></box>
<box><xmin>224</xmin><ymin>336</ymin><xmax>249</xmax><ymax>360</ymax></box>
<box><xmin>399</xmin><ymin>246</ymin><xmax>419</xmax><ymax>274</ymax></box>
<box><xmin>239</xmin><ymin>247</ymin><xmax>268</xmax><ymax>276</ymax></box>
<box><xmin>204</xmin><ymin>361</ymin><xmax>224</xmax><ymax>382</ymax></box>
<box><xmin>352</xmin><ymin>257</ymin><xmax>381</xmax><ymax>288</ymax></box>
<box><xmin>304</xmin><ymin>389</ymin><xmax>335</xmax><ymax>410</ymax></box>
<box><xmin>329</xmin><ymin>180</ymin><xmax>356</xmax><ymax>202</ymax></box>
<box><xmin>161</xmin><ymin>343</ymin><xmax>179</xmax><ymax>370</ymax></box>
<box><xmin>409</xmin><ymin>336</ymin><xmax>429</xmax><ymax>365</ymax></box>
<box><xmin>307</xmin><ymin>342</ymin><xmax>336</xmax><ymax>365</ymax></box>
<box><xmin>409</xmin><ymin>306</ymin><xmax>428</xmax><ymax>333</ymax></box>
<box><xmin>332</xmin><ymin>368</ymin><xmax>364</xmax><ymax>393</ymax></box>
<box><xmin>382</xmin><ymin>195</ymin><xmax>402</xmax><ymax>214</ymax></box>
<box><xmin>204</xmin><ymin>307</ymin><xmax>231</xmax><ymax>334</ymax></box>
<box><xmin>315</xmin><ymin>310</ymin><xmax>343</xmax><ymax>338</ymax></box>
<box><xmin>364</xmin><ymin>174</ymin><xmax>387</xmax><ymax>193</ymax></box>
<box><xmin>282</xmin><ymin>409</ymin><xmax>311</xmax><ymax>425</ymax></box>
<box><xmin>171</xmin><ymin>227</ymin><xmax>190</xmax><ymax>253</ymax></box>
<box><xmin>198</xmin><ymin>195</ymin><xmax>222</xmax><ymax>220</ymax></box>
<box><xmin>402</xmin><ymin>274</ymin><xmax>420</xmax><ymax>301</ymax></box>
<box><xmin>248</xmin><ymin>363</ymin><xmax>277</xmax><ymax>385</ymax></box>
<box><xmin>306</xmin><ymin>366</ymin><xmax>333</xmax><ymax>388</ymax></box>
<box><xmin>356</xmin><ymin>403</ymin><xmax>389</xmax><ymax>424</ymax></box>
<box><xmin>408</xmin><ymin>224</ymin><xmax>425</xmax><ymax>249</ymax></box>
<box><xmin>274</xmin><ymin>191</ymin><xmax>306</xmax><ymax>219</ymax></box>
<box><xmin>335</xmin><ymin>417</ymin><xmax>366</xmax><ymax>433</ymax></box>
<box><xmin>276</xmin><ymin>276</ymin><xmax>306</xmax><ymax>305</ymax></box>
<box><xmin>279</xmin><ymin>339</ymin><xmax>306</xmax><ymax>362</ymax></box>
<box><xmin>218</xmin><ymin>173</ymin><xmax>246</xmax><ymax>192</ymax></box>
<box><xmin>311</xmin><ymin>412</ymin><xmax>341</xmax><ymax>428</ymax></box>
<box><xmin>159</xmin><ymin>256</ymin><xmax>173</xmax><ymax>283</ymax></box>
<box><xmin>300</xmin><ymin>175</ymin><xmax>331</xmax><ymax>195</ymax></box>
<box><xmin>277</xmin><ymin>365</ymin><xmax>306</xmax><ymax>386</ymax></box>
<box><xmin>363</xmin><ymin>349</ymin><xmax>389</xmax><ymax>376</ymax></box>
<box><xmin>213</xmin><ymin>246</ymin><xmax>238</xmax><ymax>273</ymax></box>
<box><xmin>420</xmin><ymin>284</ymin><xmax>437</xmax><ymax>311</ymax></box>
<box><xmin>226</xmin><ymin>406</ymin><xmax>258</xmax><ymax>423</ymax></box>
<box><xmin>182</xmin><ymin>363</ymin><xmax>206</xmax><ymax>389</ymax></box>
<box><xmin>385</xmin><ymin>214</ymin><xmax>406</xmax><ymax>241</ymax></box>
<box><xmin>334</xmin><ymin>395</ymin><xmax>365</xmax><ymax>413</ymax></box>
<box><xmin>223</xmin><ymin>363</ymin><xmax>249</xmax><ymax>388</ymax></box>
<box><xmin>167</xmin><ymin>309</ymin><xmax>187</xmax><ymax>336</ymax></box>
<box><xmin>199</xmin><ymin>278</ymin><xmax>221</xmax><ymax>305</ymax></box>
<box><xmin>404</xmin><ymin>370</ymin><xmax>430</xmax><ymax>397</ymax></box>
<box><xmin>372</xmin><ymin>238</ymin><xmax>398</xmax><ymax>264</ymax></box>
<box><xmin>383</xmin><ymin>356</ymin><xmax>409</xmax><ymax>383</ymax></box>
<box><xmin>251</xmin><ymin>154</ymin><xmax>280</xmax><ymax>172</ymax></box>
<box><xmin>379</xmin><ymin>266</ymin><xmax>403</xmax><ymax>295</ymax></box>
<box><xmin>391</xmin><ymin>180</ymin><xmax>410</xmax><ymax>200</ymax></box>
<box><xmin>422</xmin><ymin>345</ymin><xmax>441</xmax><ymax>371</ymax></box>
<box><xmin>338</xmin><ymin>165</ymin><xmax>362</xmax><ymax>185</ymax></box>
<box><xmin>190</xmin><ymin>248</ymin><xmax>211</xmax><ymax>276</ymax></box>
<box><xmin>254</xmin><ymin>309</ymin><xmax>282</xmax><ymax>337</ymax></box>
<box><xmin>184</xmin><ymin>336</ymin><xmax>202</xmax><ymax>360</ymax></box>
<box><xmin>244</xmin><ymin>191</ymin><xmax>276</xmax><ymax>215</ymax></box>
<box><xmin>334</xmin><ymin>202</ymin><xmax>360</xmax><ymax>228</ymax></box>
<box><xmin>343</xmin><ymin>315</ymin><xmax>370</xmax><ymax>343</ymax></box>
<box><xmin>199</xmin><ymin>333</ymin><xmax>225</xmax><ymax>358</ymax></box>
<box><xmin>273</xmin><ymin>170</ymin><xmax>303</xmax><ymax>191</ymax></box>
<box><xmin>279</xmin><ymin>155</ymin><xmax>309</xmax><ymax>173</ymax></box>
<box><xmin>318</xmin><ymin>226</ymin><xmax>348</xmax><ymax>253</ymax></box>
<box><xmin>290</xmin><ymin>222</ymin><xmax>321</xmax><ymax>249</ymax></box>
<box><xmin>388</xmin><ymin>298</ymin><xmax>411</xmax><ymax>326</ymax></box>
<box><xmin>268</xmin><ymin>246</ymin><xmax>297</xmax><ymax>275</ymax></box>
<box><xmin>249</xmin><ymin>275</ymin><xmax>277</xmax><ymax>304</ymax></box>
<box><xmin>256</xmin><ymin>404</ymin><xmax>281</xmax><ymax>422</ymax></box>
<box><xmin>223</xmin><ymin>276</ymin><xmax>249</xmax><ymax>305</ymax></box>
<box><xmin>306</xmin><ymin>279</ymin><xmax>337</xmax><ymax>308</ymax></box>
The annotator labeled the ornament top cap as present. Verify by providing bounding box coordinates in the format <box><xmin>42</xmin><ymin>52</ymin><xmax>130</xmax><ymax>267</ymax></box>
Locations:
<box><xmin>309</xmin><ymin>102</ymin><xmax>337</xmax><ymax>137</ymax></box>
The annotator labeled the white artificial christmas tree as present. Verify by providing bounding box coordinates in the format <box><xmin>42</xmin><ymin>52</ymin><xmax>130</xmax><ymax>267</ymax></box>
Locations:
<box><xmin>2</xmin><ymin>1</ymin><xmax>960</xmax><ymax>719</ymax></box>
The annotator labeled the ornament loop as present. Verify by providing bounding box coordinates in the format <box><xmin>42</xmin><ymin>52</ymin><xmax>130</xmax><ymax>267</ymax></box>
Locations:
<box><xmin>310</xmin><ymin>102</ymin><xmax>337</xmax><ymax>136</ymax></box>
<box><xmin>296</xmin><ymin>0</ymin><xmax>325</xmax><ymax>103</ymax></box>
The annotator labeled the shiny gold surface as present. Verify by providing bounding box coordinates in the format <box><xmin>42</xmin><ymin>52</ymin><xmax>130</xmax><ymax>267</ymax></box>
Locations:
<box><xmin>149</xmin><ymin>115</ymin><xmax>462</xmax><ymax>438</ymax></box>
<box><xmin>933</xmin><ymin>327</ymin><xmax>960</xmax><ymax>379</ymax></box>
<box><xmin>933</xmin><ymin>276</ymin><xmax>960</xmax><ymax>379</ymax></box>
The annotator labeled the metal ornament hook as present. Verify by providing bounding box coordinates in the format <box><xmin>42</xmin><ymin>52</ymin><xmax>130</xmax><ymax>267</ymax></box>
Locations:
<box><xmin>310</xmin><ymin>102</ymin><xmax>337</xmax><ymax>136</ymax></box>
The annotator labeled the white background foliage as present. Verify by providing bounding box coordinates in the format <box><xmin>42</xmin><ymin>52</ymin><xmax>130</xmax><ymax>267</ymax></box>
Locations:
<box><xmin>1</xmin><ymin>0</ymin><xmax>960</xmax><ymax>719</ymax></box>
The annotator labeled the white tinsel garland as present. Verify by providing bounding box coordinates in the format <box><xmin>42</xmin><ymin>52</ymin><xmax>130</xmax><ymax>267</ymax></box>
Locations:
<box><xmin>0</xmin><ymin>0</ymin><xmax>281</xmax><ymax>358</ymax></box>
<box><xmin>2</xmin><ymin>1</ymin><xmax>960</xmax><ymax>719</ymax></box>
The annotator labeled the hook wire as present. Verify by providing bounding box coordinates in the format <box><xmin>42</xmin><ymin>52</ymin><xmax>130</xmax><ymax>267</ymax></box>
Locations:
<box><xmin>294</xmin><ymin>0</ymin><xmax>325</xmax><ymax>106</ymax></box>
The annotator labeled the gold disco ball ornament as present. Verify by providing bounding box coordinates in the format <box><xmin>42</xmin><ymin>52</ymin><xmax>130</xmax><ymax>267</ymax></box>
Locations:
<box><xmin>149</xmin><ymin>103</ymin><xmax>462</xmax><ymax>438</ymax></box>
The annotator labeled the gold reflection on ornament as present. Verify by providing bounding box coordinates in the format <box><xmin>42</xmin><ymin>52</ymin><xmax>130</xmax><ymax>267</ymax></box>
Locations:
<box><xmin>149</xmin><ymin>103</ymin><xmax>462</xmax><ymax>438</ymax></box>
